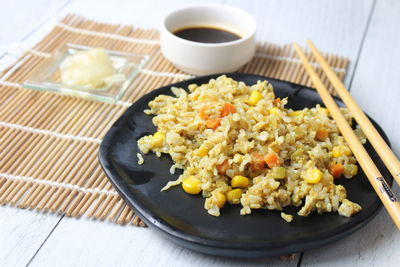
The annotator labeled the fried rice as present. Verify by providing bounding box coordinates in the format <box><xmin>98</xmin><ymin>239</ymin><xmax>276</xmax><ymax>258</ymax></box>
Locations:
<box><xmin>137</xmin><ymin>75</ymin><xmax>363</xmax><ymax>221</ymax></box>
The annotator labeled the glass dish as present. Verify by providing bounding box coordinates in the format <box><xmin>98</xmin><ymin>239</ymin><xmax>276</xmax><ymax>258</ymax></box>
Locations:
<box><xmin>23</xmin><ymin>43</ymin><xmax>149</xmax><ymax>103</ymax></box>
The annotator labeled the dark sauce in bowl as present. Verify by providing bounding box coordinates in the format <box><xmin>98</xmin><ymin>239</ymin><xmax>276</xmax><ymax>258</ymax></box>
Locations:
<box><xmin>173</xmin><ymin>27</ymin><xmax>241</xmax><ymax>43</ymax></box>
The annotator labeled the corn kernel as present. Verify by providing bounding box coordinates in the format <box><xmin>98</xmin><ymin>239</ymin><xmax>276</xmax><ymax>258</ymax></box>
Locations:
<box><xmin>343</xmin><ymin>164</ymin><xmax>358</xmax><ymax>178</ymax></box>
<box><xmin>343</xmin><ymin>146</ymin><xmax>352</xmax><ymax>156</ymax></box>
<box><xmin>188</xmin><ymin>84</ymin><xmax>198</xmax><ymax>91</ymax></box>
<box><xmin>248</xmin><ymin>91</ymin><xmax>263</xmax><ymax>106</ymax></box>
<box><xmin>226</xmin><ymin>188</ymin><xmax>243</xmax><ymax>204</ymax></box>
<box><xmin>271</xmin><ymin>166</ymin><xmax>286</xmax><ymax>179</ymax></box>
<box><xmin>319</xmin><ymin>107</ymin><xmax>329</xmax><ymax>115</ymax></box>
<box><xmin>195</xmin><ymin>146</ymin><xmax>208</xmax><ymax>156</ymax></box>
<box><xmin>332</xmin><ymin>145</ymin><xmax>352</xmax><ymax>157</ymax></box>
<box><xmin>214</xmin><ymin>192</ymin><xmax>226</xmax><ymax>208</ymax></box>
<box><xmin>182</xmin><ymin>177</ymin><xmax>202</xmax><ymax>194</ymax></box>
<box><xmin>151</xmin><ymin>131</ymin><xmax>164</xmax><ymax>147</ymax></box>
<box><xmin>269</xmin><ymin>107</ymin><xmax>280</xmax><ymax>115</ymax></box>
<box><xmin>201</xmin><ymin>94</ymin><xmax>218</xmax><ymax>102</ymax></box>
<box><xmin>231</xmin><ymin>176</ymin><xmax>249</xmax><ymax>188</ymax></box>
<box><xmin>269</xmin><ymin>143</ymin><xmax>281</xmax><ymax>153</ymax></box>
<box><xmin>289</xmin><ymin>110</ymin><xmax>303</xmax><ymax>117</ymax></box>
<box><xmin>291</xmin><ymin>149</ymin><xmax>304</xmax><ymax>161</ymax></box>
<box><xmin>316</xmin><ymin>128</ymin><xmax>329</xmax><ymax>141</ymax></box>
<box><xmin>303</xmin><ymin>169</ymin><xmax>323</xmax><ymax>184</ymax></box>
<box><xmin>332</xmin><ymin>147</ymin><xmax>341</xmax><ymax>158</ymax></box>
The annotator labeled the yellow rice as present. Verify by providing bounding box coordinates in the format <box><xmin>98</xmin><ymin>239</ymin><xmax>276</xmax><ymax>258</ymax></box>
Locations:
<box><xmin>137</xmin><ymin>75</ymin><xmax>362</xmax><ymax>220</ymax></box>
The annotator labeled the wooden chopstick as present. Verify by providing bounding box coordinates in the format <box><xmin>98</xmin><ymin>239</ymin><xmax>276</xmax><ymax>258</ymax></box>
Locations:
<box><xmin>306</xmin><ymin>40</ymin><xmax>400</xmax><ymax>185</ymax></box>
<box><xmin>293</xmin><ymin>42</ymin><xmax>400</xmax><ymax>230</ymax></box>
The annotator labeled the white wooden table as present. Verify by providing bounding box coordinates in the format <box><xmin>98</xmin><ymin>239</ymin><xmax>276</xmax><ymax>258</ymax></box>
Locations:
<box><xmin>1</xmin><ymin>0</ymin><xmax>399</xmax><ymax>266</ymax></box>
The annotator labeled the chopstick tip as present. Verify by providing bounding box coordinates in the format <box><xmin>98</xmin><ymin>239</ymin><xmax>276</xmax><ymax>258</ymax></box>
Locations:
<box><xmin>306</xmin><ymin>40</ymin><xmax>315</xmax><ymax>49</ymax></box>
<box><xmin>292</xmin><ymin>43</ymin><xmax>302</xmax><ymax>54</ymax></box>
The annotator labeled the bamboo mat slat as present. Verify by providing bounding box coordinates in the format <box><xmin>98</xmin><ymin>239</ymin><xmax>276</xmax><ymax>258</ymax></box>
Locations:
<box><xmin>0</xmin><ymin>14</ymin><xmax>349</xmax><ymax>227</ymax></box>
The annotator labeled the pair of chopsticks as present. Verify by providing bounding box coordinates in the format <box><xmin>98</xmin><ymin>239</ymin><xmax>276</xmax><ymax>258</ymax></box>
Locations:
<box><xmin>293</xmin><ymin>41</ymin><xmax>400</xmax><ymax>230</ymax></box>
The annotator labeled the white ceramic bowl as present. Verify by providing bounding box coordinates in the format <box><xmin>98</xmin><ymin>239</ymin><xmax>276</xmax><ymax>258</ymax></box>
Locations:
<box><xmin>160</xmin><ymin>5</ymin><xmax>257</xmax><ymax>75</ymax></box>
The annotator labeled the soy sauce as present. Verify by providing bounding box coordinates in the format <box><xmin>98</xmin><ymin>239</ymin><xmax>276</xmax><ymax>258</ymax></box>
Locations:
<box><xmin>173</xmin><ymin>27</ymin><xmax>241</xmax><ymax>44</ymax></box>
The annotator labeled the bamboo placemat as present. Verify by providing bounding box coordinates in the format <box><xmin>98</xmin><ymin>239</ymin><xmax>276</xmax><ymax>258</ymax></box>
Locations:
<box><xmin>0</xmin><ymin>14</ymin><xmax>348</xmax><ymax>226</ymax></box>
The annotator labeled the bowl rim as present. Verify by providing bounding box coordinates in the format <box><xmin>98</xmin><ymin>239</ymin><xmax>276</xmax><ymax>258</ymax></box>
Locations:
<box><xmin>160</xmin><ymin>4</ymin><xmax>257</xmax><ymax>48</ymax></box>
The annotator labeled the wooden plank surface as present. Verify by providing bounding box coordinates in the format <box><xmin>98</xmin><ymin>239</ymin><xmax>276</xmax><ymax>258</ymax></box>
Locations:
<box><xmin>0</xmin><ymin>2</ymin><xmax>72</xmax><ymax>267</ymax></box>
<box><xmin>62</xmin><ymin>0</ymin><xmax>224</xmax><ymax>26</ymax></box>
<box><xmin>0</xmin><ymin>206</ymin><xmax>62</xmax><ymax>267</ymax></box>
<box><xmin>22</xmin><ymin>0</ymin><xmax>373</xmax><ymax>266</ymax></box>
<box><xmin>0</xmin><ymin>0</ymin><xmax>70</xmax><ymax>76</ymax></box>
<box><xmin>0</xmin><ymin>0</ymin><xmax>69</xmax><ymax>49</ymax></box>
<box><xmin>28</xmin><ymin>217</ymin><xmax>298</xmax><ymax>267</ymax></box>
<box><xmin>225</xmin><ymin>0</ymin><xmax>374</xmax><ymax>86</ymax></box>
<box><xmin>302</xmin><ymin>0</ymin><xmax>400</xmax><ymax>265</ymax></box>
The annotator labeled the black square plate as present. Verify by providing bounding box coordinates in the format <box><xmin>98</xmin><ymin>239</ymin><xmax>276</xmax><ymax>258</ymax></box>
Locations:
<box><xmin>99</xmin><ymin>73</ymin><xmax>391</xmax><ymax>258</ymax></box>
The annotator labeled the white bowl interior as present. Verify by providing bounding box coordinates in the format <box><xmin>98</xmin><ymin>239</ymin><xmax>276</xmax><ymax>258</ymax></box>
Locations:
<box><xmin>164</xmin><ymin>5</ymin><xmax>256</xmax><ymax>38</ymax></box>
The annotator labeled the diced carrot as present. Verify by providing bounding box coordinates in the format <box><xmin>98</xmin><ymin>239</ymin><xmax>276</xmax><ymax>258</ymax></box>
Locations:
<box><xmin>264</xmin><ymin>152</ymin><xmax>281</xmax><ymax>168</ymax></box>
<box><xmin>199</xmin><ymin>107</ymin><xmax>209</xmax><ymax>120</ymax></box>
<box><xmin>216</xmin><ymin>159</ymin><xmax>231</xmax><ymax>175</ymax></box>
<box><xmin>220</xmin><ymin>103</ymin><xmax>236</xmax><ymax>117</ymax></box>
<box><xmin>251</xmin><ymin>152</ymin><xmax>265</xmax><ymax>170</ymax></box>
<box><xmin>273</xmin><ymin>98</ymin><xmax>281</xmax><ymax>106</ymax></box>
<box><xmin>206</xmin><ymin>118</ymin><xmax>221</xmax><ymax>129</ymax></box>
<box><xmin>329</xmin><ymin>163</ymin><xmax>344</xmax><ymax>179</ymax></box>
<box><xmin>316</xmin><ymin>128</ymin><xmax>329</xmax><ymax>141</ymax></box>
